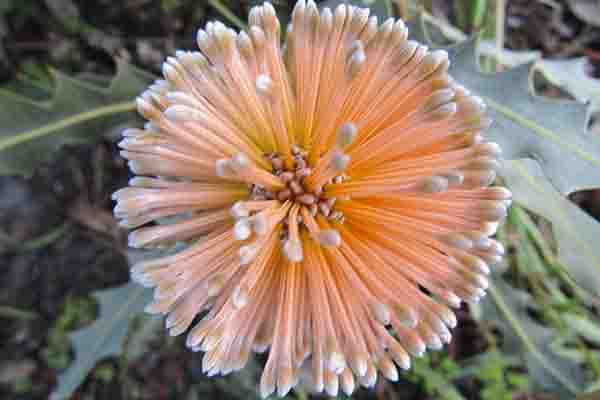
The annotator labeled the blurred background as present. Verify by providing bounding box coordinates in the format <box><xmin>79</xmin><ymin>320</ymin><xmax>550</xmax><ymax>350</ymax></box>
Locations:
<box><xmin>1</xmin><ymin>0</ymin><xmax>600</xmax><ymax>399</ymax></box>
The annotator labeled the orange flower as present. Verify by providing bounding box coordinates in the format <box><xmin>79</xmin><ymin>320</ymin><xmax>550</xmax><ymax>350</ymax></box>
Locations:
<box><xmin>113</xmin><ymin>1</ymin><xmax>511</xmax><ymax>397</ymax></box>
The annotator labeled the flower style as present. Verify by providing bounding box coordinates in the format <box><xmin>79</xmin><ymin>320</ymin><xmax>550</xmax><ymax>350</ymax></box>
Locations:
<box><xmin>113</xmin><ymin>1</ymin><xmax>512</xmax><ymax>397</ymax></box>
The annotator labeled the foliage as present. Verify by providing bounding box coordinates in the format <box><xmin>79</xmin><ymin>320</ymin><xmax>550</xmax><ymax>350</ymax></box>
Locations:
<box><xmin>471</xmin><ymin>203</ymin><xmax>600</xmax><ymax>397</ymax></box>
<box><xmin>50</xmin><ymin>282</ymin><xmax>151</xmax><ymax>400</ymax></box>
<box><xmin>413</xmin><ymin>11</ymin><xmax>600</xmax><ymax>399</ymax></box>
<box><xmin>43</xmin><ymin>296</ymin><xmax>97</xmax><ymax>371</ymax></box>
<box><xmin>443</xmin><ymin>38</ymin><xmax>597</xmax><ymax>196</ymax></box>
<box><xmin>406</xmin><ymin>353</ymin><xmax>465</xmax><ymax>400</ymax></box>
<box><xmin>499</xmin><ymin>159</ymin><xmax>600</xmax><ymax>297</ymax></box>
<box><xmin>475</xmin><ymin>352</ymin><xmax>528</xmax><ymax>400</ymax></box>
<box><xmin>534</xmin><ymin>57</ymin><xmax>600</xmax><ymax>115</ymax></box>
<box><xmin>0</xmin><ymin>59</ymin><xmax>153</xmax><ymax>177</ymax></box>
<box><xmin>566</xmin><ymin>0</ymin><xmax>600</xmax><ymax>28</ymax></box>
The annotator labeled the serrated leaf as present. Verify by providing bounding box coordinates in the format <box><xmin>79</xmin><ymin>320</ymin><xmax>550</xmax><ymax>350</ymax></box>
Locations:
<box><xmin>0</xmin><ymin>59</ymin><xmax>154</xmax><ymax>177</ymax></box>
<box><xmin>499</xmin><ymin>158</ymin><xmax>600</xmax><ymax>296</ymax></box>
<box><xmin>478</xmin><ymin>40</ymin><xmax>540</xmax><ymax>68</ymax></box>
<box><xmin>567</xmin><ymin>0</ymin><xmax>600</xmax><ymax>27</ymax></box>
<box><xmin>534</xmin><ymin>57</ymin><xmax>600</xmax><ymax>113</ymax></box>
<box><xmin>483</xmin><ymin>281</ymin><xmax>584</xmax><ymax>398</ymax></box>
<box><xmin>50</xmin><ymin>250</ymin><xmax>156</xmax><ymax>400</ymax></box>
<box><xmin>50</xmin><ymin>282</ymin><xmax>152</xmax><ymax>400</ymax></box>
<box><xmin>449</xmin><ymin>42</ymin><xmax>599</xmax><ymax>195</ymax></box>
<box><xmin>408</xmin><ymin>16</ymin><xmax>600</xmax><ymax>195</ymax></box>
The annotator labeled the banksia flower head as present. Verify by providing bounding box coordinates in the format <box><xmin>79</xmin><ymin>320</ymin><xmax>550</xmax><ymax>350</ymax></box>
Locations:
<box><xmin>114</xmin><ymin>1</ymin><xmax>511</xmax><ymax>397</ymax></box>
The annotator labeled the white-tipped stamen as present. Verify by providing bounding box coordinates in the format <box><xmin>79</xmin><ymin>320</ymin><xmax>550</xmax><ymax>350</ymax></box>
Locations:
<box><xmin>240</xmin><ymin>243</ymin><xmax>260</xmax><ymax>265</ymax></box>
<box><xmin>230</xmin><ymin>153</ymin><xmax>251</xmax><ymax>172</ymax></box>
<box><xmin>252</xmin><ymin>213</ymin><xmax>269</xmax><ymax>236</ymax></box>
<box><xmin>348</xmin><ymin>41</ymin><xmax>366</xmax><ymax>78</ymax></box>
<box><xmin>283</xmin><ymin>239</ymin><xmax>304</xmax><ymax>262</ymax></box>
<box><xmin>421</xmin><ymin>176</ymin><xmax>449</xmax><ymax>193</ymax></box>
<box><xmin>318</xmin><ymin>229</ymin><xmax>341</xmax><ymax>247</ymax></box>
<box><xmin>378</xmin><ymin>356</ymin><xmax>399</xmax><ymax>382</ymax></box>
<box><xmin>337</xmin><ymin>122</ymin><xmax>358</xmax><ymax>148</ymax></box>
<box><xmin>340</xmin><ymin>368</ymin><xmax>355</xmax><ymax>396</ymax></box>
<box><xmin>234</xmin><ymin>218</ymin><xmax>252</xmax><ymax>240</ymax></box>
<box><xmin>256</xmin><ymin>74</ymin><xmax>274</xmax><ymax>97</ymax></box>
<box><xmin>216</xmin><ymin>158</ymin><xmax>231</xmax><ymax>177</ymax></box>
<box><xmin>231</xmin><ymin>201</ymin><xmax>249</xmax><ymax>218</ymax></box>
<box><xmin>332</xmin><ymin>151</ymin><xmax>351</xmax><ymax>172</ymax></box>
<box><xmin>232</xmin><ymin>284</ymin><xmax>249</xmax><ymax>309</ymax></box>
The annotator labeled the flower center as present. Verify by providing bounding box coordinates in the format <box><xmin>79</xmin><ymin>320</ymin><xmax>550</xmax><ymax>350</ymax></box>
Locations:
<box><xmin>228</xmin><ymin>146</ymin><xmax>347</xmax><ymax>263</ymax></box>
<box><xmin>225</xmin><ymin>123</ymin><xmax>359</xmax><ymax>264</ymax></box>
<box><xmin>250</xmin><ymin>146</ymin><xmax>345</xmax><ymax>222</ymax></box>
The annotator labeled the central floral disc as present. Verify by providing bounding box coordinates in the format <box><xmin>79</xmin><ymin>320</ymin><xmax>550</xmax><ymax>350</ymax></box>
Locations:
<box><xmin>233</xmin><ymin>142</ymin><xmax>347</xmax><ymax>264</ymax></box>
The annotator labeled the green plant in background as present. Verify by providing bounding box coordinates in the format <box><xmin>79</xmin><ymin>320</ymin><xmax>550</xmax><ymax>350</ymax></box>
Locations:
<box><xmin>406</xmin><ymin>353</ymin><xmax>464</xmax><ymax>400</ymax></box>
<box><xmin>478</xmin><ymin>353</ymin><xmax>528</xmax><ymax>400</ymax></box>
<box><xmin>42</xmin><ymin>295</ymin><xmax>97</xmax><ymax>371</ymax></box>
<box><xmin>466</xmin><ymin>351</ymin><xmax>528</xmax><ymax>400</ymax></box>
<box><xmin>405</xmin><ymin>348</ymin><xmax>528</xmax><ymax>400</ymax></box>
<box><xmin>2</xmin><ymin>1</ymin><xmax>600</xmax><ymax>399</ymax></box>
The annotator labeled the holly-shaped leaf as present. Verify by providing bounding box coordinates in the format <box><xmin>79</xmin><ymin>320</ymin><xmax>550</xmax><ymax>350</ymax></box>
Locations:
<box><xmin>409</xmin><ymin>16</ymin><xmax>600</xmax><ymax>195</ymax></box>
<box><xmin>0</xmin><ymin>59</ymin><xmax>154</xmax><ymax>177</ymax></box>
<box><xmin>534</xmin><ymin>57</ymin><xmax>600</xmax><ymax>114</ymax></box>
<box><xmin>449</xmin><ymin>41</ymin><xmax>599</xmax><ymax>195</ymax></box>
<box><xmin>499</xmin><ymin>158</ymin><xmax>600</xmax><ymax>297</ymax></box>
<box><xmin>50</xmin><ymin>250</ymin><xmax>156</xmax><ymax>400</ymax></box>
<box><xmin>50</xmin><ymin>282</ymin><xmax>151</xmax><ymax>400</ymax></box>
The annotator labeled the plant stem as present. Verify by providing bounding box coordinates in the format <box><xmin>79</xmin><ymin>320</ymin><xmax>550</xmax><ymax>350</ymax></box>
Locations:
<box><xmin>0</xmin><ymin>101</ymin><xmax>136</xmax><ymax>153</ymax></box>
<box><xmin>454</xmin><ymin>0</ymin><xmax>487</xmax><ymax>32</ymax></box>
<box><xmin>513</xmin><ymin>206</ymin><xmax>593</xmax><ymax>303</ymax></box>
<box><xmin>20</xmin><ymin>222</ymin><xmax>70</xmax><ymax>252</ymax></box>
<box><xmin>488</xmin><ymin>283</ymin><xmax>579</xmax><ymax>395</ymax></box>
<box><xmin>470</xmin><ymin>0</ymin><xmax>488</xmax><ymax>31</ymax></box>
<box><xmin>294</xmin><ymin>385</ymin><xmax>308</xmax><ymax>400</ymax></box>
<box><xmin>495</xmin><ymin>0</ymin><xmax>505</xmax><ymax>53</ymax></box>
<box><xmin>207</xmin><ymin>0</ymin><xmax>248</xmax><ymax>31</ymax></box>
<box><xmin>395</xmin><ymin>0</ymin><xmax>408</xmax><ymax>19</ymax></box>
<box><xmin>0</xmin><ymin>306</ymin><xmax>39</xmax><ymax>320</ymax></box>
<box><xmin>513</xmin><ymin>206</ymin><xmax>555</xmax><ymax>263</ymax></box>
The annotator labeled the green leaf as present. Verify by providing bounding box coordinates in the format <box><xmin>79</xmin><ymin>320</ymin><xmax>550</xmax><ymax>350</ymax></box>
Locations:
<box><xmin>409</xmin><ymin>355</ymin><xmax>465</xmax><ymax>400</ymax></box>
<box><xmin>50</xmin><ymin>248</ymin><xmax>157</xmax><ymax>400</ymax></box>
<box><xmin>50</xmin><ymin>282</ymin><xmax>152</xmax><ymax>400</ymax></box>
<box><xmin>407</xmin><ymin>13</ymin><xmax>600</xmax><ymax>396</ymax></box>
<box><xmin>563</xmin><ymin>314</ymin><xmax>600</xmax><ymax>346</ymax></box>
<box><xmin>408</xmin><ymin>16</ymin><xmax>600</xmax><ymax>195</ymax></box>
<box><xmin>499</xmin><ymin>158</ymin><xmax>600</xmax><ymax>297</ymax></box>
<box><xmin>478</xmin><ymin>40</ymin><xmax>540</xmax><ymax>68</ymax></box>
<box><xmin>567</xmin><ymin>0</ymin><xmax>600</xmax><ymax>27</ymax></box>
<box><xmin>484</xmin><ymin>281</ymin><xmax>584</xmax><ymax>397</ymax></box>
<box><xmin>550</xmin><ymin>336</ymin><xmax>600</xmax><ymax>365</ymax></box>
<box><xmin>534</xmin><ymin>57</ymin><xmax>600</xmax><ymax>114</ymax></box>
<box><xmin>0</xmin><ymin>59</ymin><xmax>154</xmax><ymax>177</ymax></box>
<box><xmin>449</xmin><ymin>41</ymin><xmax>598</xmax><ymax>195</ymax></box>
